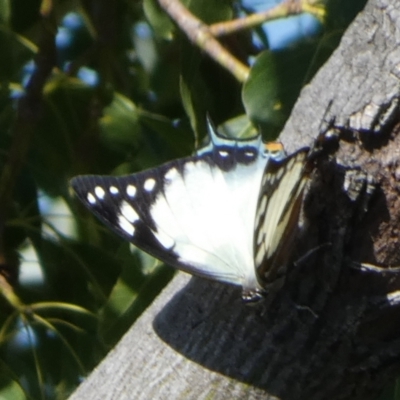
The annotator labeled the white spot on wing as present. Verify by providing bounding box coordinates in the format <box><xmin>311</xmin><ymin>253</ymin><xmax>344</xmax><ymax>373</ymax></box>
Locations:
<box><xmin>110</xmin><ymin>186</ymin><xmax>119</xmax><ymax>194</ymax></box>
<box><xmin>165</xmin><ymin>167</ymin><xmax>178</xmax><ymax>181</ymax></box>
<box><xmin>127</xmin><ymin>185</ymin><xmax>136</xmax><ymax>197</ymax></box>
<box><xmin>120</xmin><ymin>201</ymin><xmax>139</xmax><ymax>223</ymax></box>
<box><xmin>118</xmin><ymin>215</ymin><xmax>135</xmax><ymax>236</ymax></box>
<box><xmin>144</xmin><ymin>178</ymin><xmax>156</xmax><ymax>192</ymax></box>
<box><xmin>95</xmin><ymin>186</ymin><xmax>105</xmax><ymax>199</ymax></box>
<box><xmin>87</xmin><ymin>192</ymin><xmax>96</xmax><ymax>204</ymax></box>
<box><xmin>219</xmin><ymin>150</ymin><xmax>229</xmax><ymax>157</ymax></box>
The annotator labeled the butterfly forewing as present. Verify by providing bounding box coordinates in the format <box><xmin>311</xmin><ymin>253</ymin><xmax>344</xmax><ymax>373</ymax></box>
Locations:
<box><xmin>71</xmin><ymin>119</ymin><xmax>311</xmax><ymax>300</ymax></box>
<box><xmin>71</xmin><ymin>128</ymin><xmax>275</xmax><ymax>292</ymax></box>
<box><xmin>254</xmin><ymin>149</ymin><xmax>309</xmax><ymax>289</ymax></box>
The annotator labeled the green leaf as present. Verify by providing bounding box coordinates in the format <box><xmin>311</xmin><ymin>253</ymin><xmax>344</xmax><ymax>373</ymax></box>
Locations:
<box><xmin>218</xmin><ymin>114</ymin><xmax>257</xmax><ymax>139</ymax></box>
<box><xmin>0</xmin><ymin>0</ymin><xmax>10</xmax><ymax>25</ymax></box>
<box><xmin>30</xmin><ymin>235</ymin><xmax>123</xmax><ymax>306</ymax></box>
<box><xmin>143</xmin><ymin>0</ymin><xmax>174</xmax><ymax>39</ymax></box>
<box><xmin>242</xmin><ymin>50</ymin><xmax>285</xmax><ymax>140</ymax></box>
<box><xmin>99</xmin><ymin>247</ymin><xmax>174</xmax><ymax>345</ymax></box>
<box><xmin>99</xmin><ymin>92</ymin><xmax>141</xmax><ymax>154</ymax></box>
<box><xmin>98</xmin><ymin>246</ymin><xmax>145</xmax><ymax>344</ymax></box>
<box><xmin>32</xmin><ymin>75</ymin><xmax>97</xmax><ymax>196</ymax></box>
<box><xmin>139</xmin><ymin>111</ymin><xmax>193</xmax><ymax>158</ymax></box>
<box><xmin>182</xmin><ymin>0</ymin><xmax>232</xmax><ymax>24</ymax></box>
<box><xmin>243</xmin><ymin>44</ymin><xmax>317</xmax><ymax>140</ymax></box>
<box><xmin>0</xmin><ymin>27</ymin><xmax>36</xmax><ymax>80</ymax></box>
<box><xmin>0</xmin><ymin>359</ymin><xmax>27</xmax><ymax>400</ymax></box>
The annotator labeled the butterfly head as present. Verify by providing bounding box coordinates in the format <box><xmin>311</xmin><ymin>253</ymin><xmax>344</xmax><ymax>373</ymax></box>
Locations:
<box><xmin>198</xmin><ymin>117</ymin><xmax>286</xmax><ymax>164</ymax></box>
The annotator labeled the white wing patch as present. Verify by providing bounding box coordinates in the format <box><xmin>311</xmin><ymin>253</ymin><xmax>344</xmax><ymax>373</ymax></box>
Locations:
<box><xmin>120</xmin><ymin>201</ymin><xmax>139</xmax><ymax>223</ymax></box>
<box><xmin>148</xmin><ymin>155</ymin><xmax>270</xmax><ymax>291</ymax></box>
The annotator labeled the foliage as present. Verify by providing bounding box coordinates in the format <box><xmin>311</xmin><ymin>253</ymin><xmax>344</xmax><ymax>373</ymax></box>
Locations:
<box><xmin>0</xmin><ymin>0</ymin><xmax>373</xmax><ymax>399</ymax></box>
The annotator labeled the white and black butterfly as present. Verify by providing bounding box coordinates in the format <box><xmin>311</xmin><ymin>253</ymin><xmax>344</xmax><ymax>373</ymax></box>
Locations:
<box><xmin>71</xmin><ymin>120</ymin><xmax>310</xmax><ymax>301</ymax></box>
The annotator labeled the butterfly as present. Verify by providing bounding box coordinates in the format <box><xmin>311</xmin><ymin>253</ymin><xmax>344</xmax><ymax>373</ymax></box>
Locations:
<box><xmin>71</xmin><ymin>119</ymin><xmax>310</xmax><ymax>302</ymax></box>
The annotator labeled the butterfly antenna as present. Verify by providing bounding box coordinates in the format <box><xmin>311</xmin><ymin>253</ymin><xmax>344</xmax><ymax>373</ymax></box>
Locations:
<box><xmin>293</xmin><ymin>242</ymin><xmax>332</xmax><ymax>269</ymax></box>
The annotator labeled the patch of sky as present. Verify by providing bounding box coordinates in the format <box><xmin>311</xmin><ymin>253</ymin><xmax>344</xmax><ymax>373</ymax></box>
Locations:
<box><xmin>55</xmin><ymin>26</ymin><xmax>72</xmax><ymax>49</ymax></box>
<box><xmin>56</xmin><ymin>12</ymin><xmax>85</xmax><ymax>50</ymax></box>
<box><xmin>21</xmin><ymin>59</ymin><xmax>35</xmax><ymax>89</ymax></box>
<box><xmin>19</xmin><ymin>194</ymin><xmax>75</xmax><ymax>288</ymax></box>
<box><xmin>8</xmin><ymin>318</ymin><xmax>38</xmax><ymax>350</ymax></box>
<box><xmin>62</xmin><ymin>12</ymin><xmax>85</xmax><ymax>30</ymax></box>
<box><xmin>240</xmin><ymin>0</ymin><xmax>321</xmax><ymax>50</ymax></box>
<box><xmin>57</xmin><ymin>12</ymin><xmax>93</xmax><ymax>74</ymax></box>
<box><xmin>77</xmin><ymin>66</ymin><xmax>99</xmax><ymax>86</ymax></box>
<box><xmin>37</xmin><ymin>193</ymin><xmax>75</xmax><ymax>239</ymax></box>
<box><xmin>8</xmin><ymin>59</ymin><xmax>34</xmax><ymax>101</ymax></box>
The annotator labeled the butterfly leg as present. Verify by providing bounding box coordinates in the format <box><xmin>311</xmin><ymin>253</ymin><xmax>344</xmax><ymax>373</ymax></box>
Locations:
<box><xmin>350</xmin><ymin>261</ymin><xmax>400</xmax><ymax>274</ymax></box>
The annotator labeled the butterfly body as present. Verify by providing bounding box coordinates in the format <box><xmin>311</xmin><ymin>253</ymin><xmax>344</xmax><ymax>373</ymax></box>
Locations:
<box><xmin>71</xmin><ymin>121</ymin><xmax>309</xmax><ymax>301</ymax></box>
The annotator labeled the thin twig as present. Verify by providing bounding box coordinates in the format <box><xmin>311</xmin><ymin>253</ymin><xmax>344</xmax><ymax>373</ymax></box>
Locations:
<box><xmin>158</xmin><ymin>0</ymin><xmax>250</xmax><ymax>82</ymax></box>
<box><xmin>210</xmin><ymin>0</ymin><xmax>325</xmax><ymax>38</ymax></box>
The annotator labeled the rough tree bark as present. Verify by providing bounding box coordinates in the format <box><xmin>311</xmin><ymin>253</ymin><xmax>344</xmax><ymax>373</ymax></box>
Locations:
<box><xmin>70</xmin><ymin>1</ymin><xmax>400</xmax><ymax>399</ymax></box>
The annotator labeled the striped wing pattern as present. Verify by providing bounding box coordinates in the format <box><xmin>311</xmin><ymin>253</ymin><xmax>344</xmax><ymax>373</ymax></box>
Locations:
<box><xmin>253</xmin><ymin>150</ymin><xmax>309</xmax><ymax>297</ymax></box>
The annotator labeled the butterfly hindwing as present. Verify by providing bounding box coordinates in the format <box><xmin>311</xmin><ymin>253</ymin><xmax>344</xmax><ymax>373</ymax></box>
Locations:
<box><xmin>254</xmin><ymin>149</ymin><xmax>309</xmax><ymax>289</ymax></box>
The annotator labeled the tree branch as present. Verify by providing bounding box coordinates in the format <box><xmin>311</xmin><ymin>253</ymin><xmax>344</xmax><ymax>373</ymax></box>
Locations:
<box><xmin>209</xmin><ymin>0</ymin><xmax>324</xmax><ymax>37</ymax></box>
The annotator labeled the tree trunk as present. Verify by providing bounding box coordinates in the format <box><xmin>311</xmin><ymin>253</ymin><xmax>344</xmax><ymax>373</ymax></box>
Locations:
<box><xmin>69</xmin><ymin>1</ymin><xmax>400</xmax><ymax>399</ymax></box>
